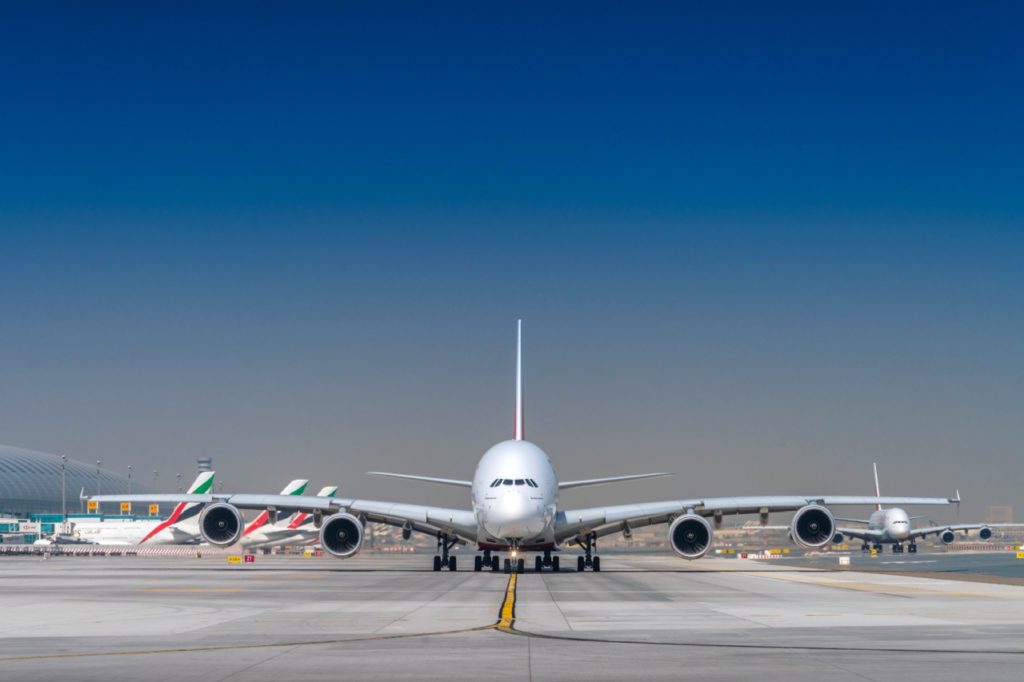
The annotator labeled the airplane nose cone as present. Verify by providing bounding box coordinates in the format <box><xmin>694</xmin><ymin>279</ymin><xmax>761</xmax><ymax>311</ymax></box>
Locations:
<box><xmin>483</xmin><ymin>490</ymin><xmax>544</xmax><ymax>539</ymax></box>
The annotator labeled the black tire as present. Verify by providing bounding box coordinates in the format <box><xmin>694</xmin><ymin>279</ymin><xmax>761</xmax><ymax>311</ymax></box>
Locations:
<box><xmin>492</xmin><ymin>556</ymin><xmax>500</xmax><ymax>572</ymax></box>
<box><xmin>504</xmin><ymin>558</ymin><xmax>511</xmax><ymax>574</ymax></box>
<box><xmin>517</xmin><ymin>558</ymin><xmax>525</xmax><ymax>574</ymax></box>
<box><xmin>433</xmin><ymin>555</ymin><xmax>441</xmax><ymax>572</ymax></box>
<box><xmin>449</xmin><ymin>556</ymin><xmax>457</xmax><ymax>571</ymax></box>
<box><xmin>577</xmin><ymin>556</ymin><xmax>585</xmax><ymax>572</ymax></box>
<box><xmin>535</xmin><ymin>556</ymin><xmax>543</xmax><ymax>572</ymax></box>
<box><xmin>592</xmin><ymin>556</ymin><xmax>601</xmax><ymax>572</ymax></box>
<box><xmin>552</xmin><ymin>556</ymin><xmax>560</xmax><ymax>572</ymax></box>
<box><xmin>474</xmin><ymin>555</ymin><xmax>483</xmax><ymax>572</ymax></box>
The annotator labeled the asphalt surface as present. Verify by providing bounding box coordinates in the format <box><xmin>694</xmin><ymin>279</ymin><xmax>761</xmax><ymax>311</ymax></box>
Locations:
<box><xmin>1</xmin><ymin>552</ymin><xmax>1022</xmax><ymax>681</ymax></box>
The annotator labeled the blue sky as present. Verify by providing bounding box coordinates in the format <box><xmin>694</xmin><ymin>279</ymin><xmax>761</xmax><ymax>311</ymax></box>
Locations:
<box><xmin>0</xmin><ymin>3</ymin><xmax>1021</xmax><ymax>517</ymax></box>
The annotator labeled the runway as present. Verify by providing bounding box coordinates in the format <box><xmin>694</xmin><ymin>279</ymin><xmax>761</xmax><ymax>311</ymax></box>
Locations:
<box><xmin>1</xmin><ymin>553</ymin><xmax>1023</xmax><ymax>681</ymax></box>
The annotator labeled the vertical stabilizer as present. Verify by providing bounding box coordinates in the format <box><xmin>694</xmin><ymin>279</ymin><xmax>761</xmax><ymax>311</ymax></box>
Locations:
<box><xmin>515</xmin><ymin>319</ymin><xmax>524</xmax><ymax>441</ymax></box>
<box><xmin>873</xmin><ymin>462</ymin><xmax>882</xmax><ymax>511</ymax></box>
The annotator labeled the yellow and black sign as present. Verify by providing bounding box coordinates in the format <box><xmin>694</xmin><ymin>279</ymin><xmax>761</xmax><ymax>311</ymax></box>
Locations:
<box><xmin>149</xmin><ymin>504</ymin><xmax>159</xmax><ymax>516</ymax></box>
<box><xmin>1016</xmin><ymin>551</ymin><xmax>1024</xmax><ymax>560</ymax></box>
<box><xmin>87</xmin><ymin>500</ymin><xmax>98</xmax><ymax>513</ymax></box>
<box><xmin>120</xmin><ymin>501</ymin><xmax>131</xmax><ymax>514</ymax></box>
<box><xmin>227</xmin><ymin>555</ymin><xmax>242</xmax><ymax>565</ymax></box>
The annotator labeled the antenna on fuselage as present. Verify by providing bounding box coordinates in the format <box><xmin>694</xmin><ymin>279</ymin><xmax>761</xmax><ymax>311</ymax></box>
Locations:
<box><xmin>515</xmin><ymin>319</ymin><xmax>524</xmax><ymax>441</ymax></box>
<box><xmin>873</xmin><ymin>462</ymin><xmax>882</xmax><ymax>511</ymax></box>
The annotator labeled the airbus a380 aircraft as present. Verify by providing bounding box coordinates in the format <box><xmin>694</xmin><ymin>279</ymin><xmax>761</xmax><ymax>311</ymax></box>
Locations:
<box><xmin>833</xmin><ymin>463</ymin><xmax>1014</xmax><ymax>554</ymax></box>
<box><xmin>94</xmin><ymin>322</ymin><xmax>959</xmax><ymax>573</ymax></box>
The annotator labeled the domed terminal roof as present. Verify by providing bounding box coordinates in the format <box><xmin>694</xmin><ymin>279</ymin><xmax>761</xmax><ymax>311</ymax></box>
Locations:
<box><xmin>0</xmin><ymin>444</ymin><xmax>150</xmax><ymax>517</ymax></box>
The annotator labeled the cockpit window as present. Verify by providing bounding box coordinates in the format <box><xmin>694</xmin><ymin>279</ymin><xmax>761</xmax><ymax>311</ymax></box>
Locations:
<box><xmin>490</xmin><ymin>479</ymin><xmax>501</xmax><ymax>487</ymax></box>
<box><xmin>526</xmin><ymin>479</ymin><xmax>537</xmax><ymax>487</ymax></box>
<box><xmin>514</xmin><ymin>479</ymin><xmax>525</xmax><ymax>486</ymax></box>
<box><xmin>502</xmin><ymin>479</ymin><xmax>512</xmax><ymax>485</ymax></box>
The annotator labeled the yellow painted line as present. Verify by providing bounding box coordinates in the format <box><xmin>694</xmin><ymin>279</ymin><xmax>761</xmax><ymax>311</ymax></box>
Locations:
<box><xmin>498</xmin><ymin>574</ymin><xmax>517</xmax><ymax>630</ymax></box>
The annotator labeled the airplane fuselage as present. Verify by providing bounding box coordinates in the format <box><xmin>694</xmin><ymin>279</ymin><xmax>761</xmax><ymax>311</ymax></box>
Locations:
<box><xmin>866</xmin><ymin>507</ymin><xmax>911</xmax><ymax>543</ymax></box>
<box><xmin>471</xmin><ymin>439</ymin><xmax>559</xmax><ymax>549</ymax></box>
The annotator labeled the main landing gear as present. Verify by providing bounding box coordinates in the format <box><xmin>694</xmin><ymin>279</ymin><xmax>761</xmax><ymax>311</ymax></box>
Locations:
<box><xmin>576</xmin><ymin>533</ymin><xmax>601</xmax><ymax>572</ymax></box>
<box><xmin>908</xmin><ymin>542</ymin><xmax>918</xmax><ymax>554</ymax></box>
<box><xmin>432</xmin><ymin>532</ymin><xmax>458</xmax><ymax>572</ymax></box>
<box><xmin>534</xmin><ymin>550</ymin><xmax>560</xmax><ymax>572</ymax></box>
<box><xmin>473</xmin><ymin>550</ymin><xmax>502</xmax><ymax>572</ymax></box>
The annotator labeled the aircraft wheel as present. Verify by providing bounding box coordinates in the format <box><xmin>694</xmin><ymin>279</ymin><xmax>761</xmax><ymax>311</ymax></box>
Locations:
<box><xmin>908</xmin><ymin>544</ymin><xmax>917</xmax><ymax>554</ymax></box>
<box><xmin>592</xmin><ymin>556</ymin><xmax>601</xmax><ymax>572</ymax></box>
<box><xmin>517</xmin><ymin>558</ymin><xmax>525</xmax><ymax>574</ymax></box>
<box><xmin>552</xmin><ymin>556</ymin><xmax>560</xmax><ymax>572</ymax></box>
<box><xmin>535</xmin><ymin>556</ymin><xmax>543</xmax><ymax>572</ymax></box>
<box><xmin>474</xmin><ymin>555</ymin><xmax>483</xmax><ymax>572</ymax></box>
<box><xmin>577</xmin><ymin>556</ymin><xmax>585</xmax><ymax>572</ymax></box>
<box><xmin>491</xmin><ymin>556</ymin><xmax>500</xmax><ymax>571</ymax></box>
<box><xmin>448</xmin><ymin>556</ymin><xmax>457</xmax><ymax>571</ymax></box>
<box><xmin>432</xmin><ymin>555</ymin><xmax>441</xmax><ymax>572</ymax></box>
<box><xmin>504</xmin><ymin>558</ymin><xmax>511</xmax><ymax>574</ymax></box>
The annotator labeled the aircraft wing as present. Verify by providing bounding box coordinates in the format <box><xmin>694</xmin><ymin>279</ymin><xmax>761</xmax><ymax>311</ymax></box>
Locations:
<box><xmin>907</xmin><ymin>523</ymin><xmax>1024</xmax><ymax>541</ymax></box>
<box><xmin>554</xmin><ymin>495</ymin><xmax>957</xmax><ymax>543</ymax></box>
<box><xmin>559</xmin><ymin>473</ymin><xmax>672</xmax><ymax>490</ymax></box>
<box><xmin>836</xmin><ymin>526</ymin><xmax>884</xmax><ymax>542</ymax></box>
<box><xmin>91</xmin><ymin>493</ymin><xmax>479</xmax><ymax>543</ymax></box>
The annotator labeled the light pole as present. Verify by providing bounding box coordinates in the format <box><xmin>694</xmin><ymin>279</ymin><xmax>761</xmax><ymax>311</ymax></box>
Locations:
<box><xmin>153</xmin><ymin>470</ymin><xmax>158</xmax><ymax>489</ymax></box>
<box><xmin>127</xmin><ymin>465</ymin><xmax>133</xmax><ymax>495</ymax></box>
<box><xmin>176</xmin><ymin>473</ymin><xmax>182</xmax><ymax>493</ymax></box>
<box><xmin>60</xmin><ymin>455</ymin><xmax>67</xmax><ymax>523</ymax></box>
<box><xmin>96</xmin><ymin>460</ymin><xmax>102</xmax><ymax>514</ymax></box>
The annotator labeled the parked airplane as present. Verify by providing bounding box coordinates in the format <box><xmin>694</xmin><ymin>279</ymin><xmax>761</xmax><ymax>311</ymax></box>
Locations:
<box><xmin>247</xmin><ymin>486</ymin><xmax>339</xmax><ymax>549</ymax></box>
<box><xmin>72</xmin><ymin>471</ymin><xmax>215</xmax><ymax>545</ymax></box>
<box><xmin>834</xmin><ymin>464</ymin><xmax>1011</xmax><ymax>553</ymax></box>
<box><xmin>93</xmin><ymin>322</ymin><xmax>958</xmax><ymax>573</ymax></box>
<box><xmin>236</xmin><ymin>479</ymin><xmax>308</xmax><ymax>547</ymax></box>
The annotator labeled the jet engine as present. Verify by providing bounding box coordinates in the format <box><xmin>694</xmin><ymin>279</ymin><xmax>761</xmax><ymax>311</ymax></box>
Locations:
<box><xmin>790</xmin><ymin>505</ymin><xmax>836</xmax><ymax>549</ymax></box>
<box><xmin>979</xmin><ymin>526</ymin><xmax>992</xmax><ymax>540</ymax></box>
<box><xmin>319</xmin><ymin>513</ymin><xmax>364</xmax><ymax>558</ymax></box>
<box><xmin>939</xmin><ymin>529</ymin><xmax>956</xmax><ymax>544</ymax></box>
<box><xmin>200</xmin><ymin>503</ymin><xmax>244</xmax><ymax>546</ymax></box>
<box><xmin>668</xmin><ymin>514</ymin><xmax>713</xmax><ymax>560</ymax></box>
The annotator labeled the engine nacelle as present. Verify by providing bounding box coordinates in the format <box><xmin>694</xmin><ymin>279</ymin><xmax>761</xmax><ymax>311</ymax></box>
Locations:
<box><xmin>832</xmin><ymin>532</ymin><xmax>845</xmax><ymax>544</ymax></box>
<box><xmin>790</xmin><ymin>504</ymin><xmax>836</xmax><ymax>549</ymax></box>
<box><xmin>668</xmin><ymin>514</ymin><xmax>713</xmax><ymax>560</ymax></box>
<box><xmin>319</xmin><ymin>513</ymin><xmax>364</xmax><ymax>558</ymax></box>
<box><xmin>979</xmin><ymin>526</ymin><xmax>992</xmax><ymax>540</ymax></box>
<box><xmin>939</xmin><ymin>529</ymin><xmax>956</xmax><ymax>544</ymax></box>
<box><xmin>200</xmin><ymin>503</ymin><xmax>243</xmax><ymax>546</ymax></box>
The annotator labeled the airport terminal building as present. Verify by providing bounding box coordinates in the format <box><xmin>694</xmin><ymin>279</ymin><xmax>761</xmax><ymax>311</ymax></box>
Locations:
<box><xmin>0</xmin><ymin>444</ymin><xmax>144</xmax><ymax>517</ymax></box>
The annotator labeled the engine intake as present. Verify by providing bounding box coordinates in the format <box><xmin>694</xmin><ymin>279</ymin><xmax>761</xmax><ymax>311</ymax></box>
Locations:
<box><xmin>319</xmin><ymin>513</ymin><xmax>364</xmax><ymax>558</ymax></box>
<box><xmin>200</xmin><ymin>503</ymin><xmax>243</xmax><ymax>546</ymax></box>
<box><xmin>790</xmin><ymin>504</ymin><xmax>836</xmax><ymax>549</ymax></box>
<box><xmin>979</xmin><ymin>526</ymin><xmax>992</xmax><ymax>540</ymax></box>
<box><xmin>668</xmin><ymin>514</ymin><xmax>713</xmax><ymax>560</ymax></box>
<box><xmin>832</xmin><ymin>532</ymin><xmax>845</xmax><ymax>544</ymax></box>
<box><xmin>939</xmin><ymin>529</ymin><xmax>956</xmax><ymax>544</ymax></box>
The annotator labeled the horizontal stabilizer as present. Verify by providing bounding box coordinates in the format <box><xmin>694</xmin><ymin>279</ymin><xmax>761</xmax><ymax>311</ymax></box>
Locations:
<box><xmin>366</xmin><ymin>472</ymin><xmax>473</xmax><ymax>488</ymax></box>
<box><xmin>559</xmin><ymin>472</ymin><xmax>672</xmax><ymax>490</ymax></box>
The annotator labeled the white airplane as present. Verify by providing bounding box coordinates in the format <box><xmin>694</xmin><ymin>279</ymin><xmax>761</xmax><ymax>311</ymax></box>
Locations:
<box><xmin>236</xmin><ymin>479</ymin><xmax>309</xmax><ymax>548</ymax></box>
<box><xmin>834</xmin><ymin>463</ymin><xmax>1014</xmax><ymax>554</ymax></box>
<box><xmin>247</xmin><ymin>486</ymin><xmax>339</xmax><ymax>549</ymax></box>
<box><xmin>71</xmin><ymin>471</ymin><xmax>215</xmax><ymax>546</ymax></box>
<box><xmin>94</xmin><ymin>322</ymin><xmax>959</xmax><ymax>573</ymax></box>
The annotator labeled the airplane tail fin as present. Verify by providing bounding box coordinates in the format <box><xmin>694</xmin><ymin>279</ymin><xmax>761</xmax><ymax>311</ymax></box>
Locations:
<box><xmin>139</xmin><ymin>470</ymin><xmax>215</xmax><ymax>543</ymax></box>
<box><xmin>243</xmin><ymin>479</ymin><xmax>309</xmax><ymax>536</ymax></box>
<box><xmin>515</xmin><ymin>319</ymin><xmax>524</xmax><ymax>441</ymax></box>
<box><xmin>873</xmin><ymin>462</ymin><xmax>882</xmax><ymax>511</ymax></box>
